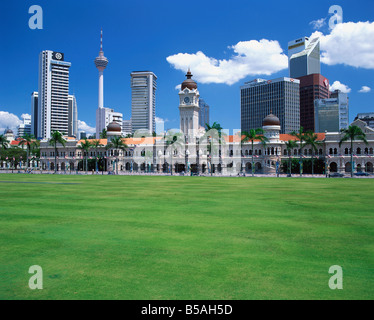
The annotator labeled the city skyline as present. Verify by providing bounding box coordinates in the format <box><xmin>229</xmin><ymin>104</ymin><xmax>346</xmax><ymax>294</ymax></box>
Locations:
<box><xmin>1</xmin><ymin>0</ymin><xmax>374</xmax><ymax>135</ymax></box>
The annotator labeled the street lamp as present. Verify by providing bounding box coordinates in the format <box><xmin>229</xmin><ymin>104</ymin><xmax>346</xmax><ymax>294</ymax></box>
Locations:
<box><xmin>185</xmin><ymin>149</ymin><xmax>190</xmax><ymax>175</ymax></box>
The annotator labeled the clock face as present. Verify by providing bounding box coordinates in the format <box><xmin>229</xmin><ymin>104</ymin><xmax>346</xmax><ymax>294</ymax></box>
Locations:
<box><xmin>184</xmin><ymin>97</ymin><xmax>190</xmax><ymax>104</ymax></box>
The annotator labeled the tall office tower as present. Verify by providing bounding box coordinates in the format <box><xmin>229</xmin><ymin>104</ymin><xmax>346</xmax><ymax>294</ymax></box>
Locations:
<box><xmin>37</xmin><ymin>51</ymin><xmax>71</xmax><ymax>139</ymax></box>
<box><xmin>31</xmin><ymin>92</ymin><xmax>38</xmax><ymax>137</ymax></box>
<box><xmin>95</xmin><ymin>30</ymin><xmax>109</xmax><ymax>138</ymax></box>
<box><xmin>198</xmin><ymin>98</ymin><xmax>210</xmax><ymax>129</ymax></box>
<box><xmin>314</xmin><ymin>90</ymin><xmax>349</xmax><ymax>133</ymax></box>
<box><xmin>122</xmin><ymin>119</ymin><xmax>132</xmax><ymax>136</ymax></box>
<box><xmin>68</xmin><ymin>95</ymin><xmax>78</xmax><ymax>137</ymax></box>
<box><xmin>131</xmin><ymin>71</ymin><xmax>157</xmax><ymax>134</ymax></box>
<box><xmin>17</xmin><ymin>115</ymin><xmax>32</xmax><ymax>137</ymax></box>
<box><xmin>288</xmin><ymin>37</ymin><xmax>320</xmax><ymax>78</ymax></box>
<box><xmin>298</xmin><ymin>74</ymin><xmax>330</xmax><ymax>131</ymax></box>
<box><xmin>355</xmin><ymin>113</ymin><xmax>374</xmax><ymax>129</ymax></box>
<box><xmin>241</xmin><ymin>78</ymin><xmax>300</xmax><ymax>134</ymax></box>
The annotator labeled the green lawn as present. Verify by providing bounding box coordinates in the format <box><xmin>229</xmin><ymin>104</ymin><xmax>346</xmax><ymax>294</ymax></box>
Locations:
<box><xmin>0</xmin><ymin>174</ymin><xmax>373</xmax><ymax>300</ymax></box>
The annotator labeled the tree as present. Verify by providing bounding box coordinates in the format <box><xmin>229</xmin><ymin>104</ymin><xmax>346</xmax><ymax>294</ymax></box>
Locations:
<box><xmin>241</xmin><ymin>128</ymin><xmax>269</xmax><ymax>177</ymax></box>
<box><xmin>91</xmin><ymin>139</ymin><xmax>103</xmax><ymax>173</ymax></box>
<box><xmin>100</xmin><ymin>129</ymin><xmax>107</xmax><ymax>139</ymax></box>
<box><xmin>304</xmin><ymin>132</ymin><xmax>323</xmax><ymax>176</ymax></box>
<box><xmin>18</xmin><ymin>134</ymin><xmax>37</xmax><ymax>169</ymax></box>
<box><xmin>339</xmin><ymin>125</ymin><xmax>368</xmax><ymax>177</ymax></box>
<box><xmin>0</xmin><ymin>135</ymin><xmax>9</xmax><ymax>164</ymax></box>
<box><xmin>78</xmin><ymin>139</ymin><xmax>92</xmax><ymax>174</ymax></box>
<box><xmin>165</xmin><ymin>131</ymin><xmax>184</xmax><ymax>175</ymax></box>
<box><xmin>290</xmin><ymin>127</ymin><xmax>308</xmax><ymax>177</ymax></box>
<box><xmin>205</xmin><ymin>122</ymin><xmax>226</xmax><ymax>175</ymax></box>
<box><xmin>284</xmin><ymin>140</ymin><xmax>298</xmax><ymax>176</ymax></box>
<box><xmin>48</xmin><ymin>131</ymin><xmax>66</xmax><ymax>173</ymax></box>
<box><xmin>107</xmin><ymin>136</ymin><xmax>128</xmax><ymax>175</ymax></box>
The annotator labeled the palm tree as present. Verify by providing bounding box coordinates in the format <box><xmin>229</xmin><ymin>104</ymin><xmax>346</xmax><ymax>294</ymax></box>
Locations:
<box><xmin>290</xmin><ymin>127</ymin><xmax>307</xmax><ymax>177</ymax></box>
<box><xmin>100</xmin><ymin>129</ymin><xmax>107</xmax><ymax>139</ymax></box>
<box><xmin>284</xmin><ymin>140</ymin><xmax>299</xmax><ymax>176</ymax></box>
<box><xmin>78</xmin><ymin>139</ymin><xmax>92</xmax><ymax>174</ymax></box>
<box><xmin>339</xmin><ymin>125</ymin><xmax>368</xmax><ymax>177</ymax></box>
<box><xmin>205</xmin><ymin>122</ymin><xmax>226</xmax><ymax>175</ymax></box>
<box><xmin>49</xmin><ymin>131</ymin><xmax>66</xmax><ymax>173</ymax></box>
<box><xmin>165</xmin><ymin>131</ymin><xmax>184</xmax><ymax>175</ymax></box>
<box><xmin>18</xmin><ymin>134</ymin><xmax>37</xmax><ymax>169</ymax></box>
<box><xmin>241</xmin><ymin>128</ymin><xmax>269</xmax><ymax>177</ymax></box>
<box><xmin>107</xmin><ymin>136</ymin><xmax>128</xmax><ymax>175</ymax></box>
<box><xmin>304</xmin><ymin>132</ymin><xmax>323</xmax><ymax>176</ymax></box>
<box><xmin>91</xmin><ymin>139</ymin><xmax>103</xmax><ymax>173</ymax></box>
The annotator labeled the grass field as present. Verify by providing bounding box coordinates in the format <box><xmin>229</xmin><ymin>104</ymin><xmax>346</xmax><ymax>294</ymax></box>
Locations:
<box><xmin>0</xmin><ymin>174</ymin><xmax>373</xmax><ymax>300</ymax></box>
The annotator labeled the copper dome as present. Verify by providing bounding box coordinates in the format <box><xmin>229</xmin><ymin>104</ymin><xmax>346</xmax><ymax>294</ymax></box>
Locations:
<box><xmin>263</xmin><ymin>114</ymin><xmax>280</xmax><ymax>126</ymax></box>
<box><xmin>107</xmin><ymin>121</ymin><xmax>121</xmax><ymax>132</ymax></box>
<box><xmin>181</xmin><ymin>69</ymin><xmax>197</xmax><ymax>90</ymax></box>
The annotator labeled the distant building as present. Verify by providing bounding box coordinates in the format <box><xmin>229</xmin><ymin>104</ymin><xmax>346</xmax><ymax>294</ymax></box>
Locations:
<box><xmin>315</xmin><ymin>90</ymin><xmax>349</xmax><ymax>132</ymax></box>
<box><xmin>79</xmin><ymin>131</ymin><xmax>87</xmax><ymax>140</ymax></box>
<box><xmin>31</xmin><ymin>92</ymin><xmax>38</xmax><ymax>137</ymax></box>
<box><xmin>122</xmin><ymin>119</ymin><xmax>132</xmax><ymax>136</ymax></box>
<box><xmin>199</xmin><ymin>99</ymin><xmax>210</xmax><ymax>129</ymax></box>
<box><xmin>37</xmin><ymin>50</ymin><xmax>71</xmax><ymax>139</ymax></box>
<box><xmin>298</xmin><ymin>74</ymin><xmax>330</xmax><ymax>132</ymax></box>
<box><xmin>288</xmin><ymin>37</ymin><xmax>320</xmax><ymax>78</ymax></box>
<box><xmin>131</xmin><ymin>71</ymin><xmax>157</xmax><ymax>134</ymax></box>
<box><xmin>355</xmin><ymin>113</ymin><xmax>374</xmax><ymax>130</ymax></box>
<box><xmin>241</xmin><ymin>77</ymin><xmax>300</xmax><ymax>134</ymax></box>
<box><xmin>68</xmin><ymin>95</ymin><xmax>78</xmax><ymax>137</ymax></box>
<box><xmin>17</xmin><ymin>115</ymin><xmax>32</xmax><ymax>137</ymax></box>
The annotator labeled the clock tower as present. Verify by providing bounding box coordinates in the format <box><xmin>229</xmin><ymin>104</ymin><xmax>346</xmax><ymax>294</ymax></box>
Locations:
<box><xmin>179</xmin><ymin>69</ymin><xmax>200</xmax><ymax>137</ymax></box>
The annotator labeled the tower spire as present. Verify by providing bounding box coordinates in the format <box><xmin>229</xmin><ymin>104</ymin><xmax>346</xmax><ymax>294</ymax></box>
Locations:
<box><xmin>100</xmin><ymin>29</ymin><xmax>103</xmax><ymax>51</ymax></box>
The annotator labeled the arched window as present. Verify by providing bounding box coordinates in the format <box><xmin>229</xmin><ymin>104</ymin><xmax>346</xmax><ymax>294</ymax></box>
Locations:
<box><xmin>249</xmin><ymin>150</ymin><xmax>253</xmax><ymax>155</ymax></box>
<box><xmin>365</xmin><ymin>148</ymin><xmax>369</xmax><ymax>155</ymax></box>
<box><xmin>319</xmin><ymin>149</ymin><xmax>323</xmax><ymax>155</ymax></box>
<box><xmin>345</xmin><ymin>148</ymin><xmax>349</xmax><ymax>155</ymax></box>
<box><xmin>245</xmin><ymin>150</ymin><xmax>248</xmax><ymax>156</ymax></box>
<box><xmin>357</xmin><ymin>148</ymin><xmax>361</xmax><ymax>155</ymax></box>
<box><xmin>294</xmin><ymin>149</ymin><xmax>297</xmax><ymax>156</ymax></box>
<box><xmin>304</xmin><ymin>149</ymin><xmax>308</xmax><ymax>156</ymax></box>
<box><xmin>259</xmin><ymin>150</ymin><xmax>262</xmax><ymax>156</ymax></box>
<box><xmin>370</xmin><ymin>148</ymin><xmax>374</xmax><ymax>155</ymax></box>
<box><xmin>284</xmin><ymin>149</ymin><xmax>287</xmax><ymax>156</ymax></box>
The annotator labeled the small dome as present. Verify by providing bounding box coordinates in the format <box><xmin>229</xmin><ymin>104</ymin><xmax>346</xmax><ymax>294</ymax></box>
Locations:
<box><xmin>263</xmin><ymin>114</ymin><xmax>280</xmax><ymax>126</ymax></box>
<box><xmin>107</xmin><ymin>121</ymin><xmax>121</xmax><ymax>132</ymax></box>
<box><xmin>181</xmin><ymin>69</ymin><xmax>197</xmax><ymax>90</ymax></box>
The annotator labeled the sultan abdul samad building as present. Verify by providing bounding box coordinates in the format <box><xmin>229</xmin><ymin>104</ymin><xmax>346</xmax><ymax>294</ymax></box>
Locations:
<box><xmin>35</xmin><ymin>71</ymin><xmax>374</xmax><ymax>175</ymax></box>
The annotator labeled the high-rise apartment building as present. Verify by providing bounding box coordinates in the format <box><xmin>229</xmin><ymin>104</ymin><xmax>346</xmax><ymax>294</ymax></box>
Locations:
<box><xmin>68</xmin><ymin>95</ymin><xmax>78</xmax><ymax>137</ymax></box>
<box><xmin>288</xmin><ymin>37</ymin><xmax>320</xmax><ymax>78</ymax></box>
<box><xmin>31</xmin><ymin>92</ymin><xmax>38</xmax><ymax>137</ymax></box>
<box><xmin>314</xmin><ymin>90</ymin><xmax>349</xmax><ymax>132</ymax></box>
<box><xmin>131</xmin><ymin>71</ymin><xmax>157</xmax><ymax>134</ymax></box>
<box><xmin>199</xmin><ymin>98</ymin><xmax>210</xmax><ymax>129</ymax></box>
<box><xmin>241</xmin><ymin>78</ymin><xmax>300</xmax><ymax>134</ymax></box>
<box><xmin>122</xmin><ymin>119</ymin><xmax>132</xmax><ymax>136</ymax></box>
<box><xmin>37</xmin><ymin>51</ymin><xmax>71</xmax><ymax>139</ymax></box>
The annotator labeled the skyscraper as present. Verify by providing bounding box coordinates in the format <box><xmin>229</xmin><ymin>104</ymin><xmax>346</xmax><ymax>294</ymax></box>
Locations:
<box><xmin>37</xmin><ymin>51</ymin><xmax>71</xmax><ymax>139</ymax></box>
<box><xmin>315</xmin><ymin>90</ymin><xmax>349</xmax><ymax>133</ymax></box>
<box><xmin>68</xmin><ymin>95</ymin><xmax>78</xmax><ymax>137</ymax></box>
<box><xmin>355</xmin><ymin>113</ymin><xmax>374</xmax><ymax>130</ymax></box>
<box><xmin>31</xmin><ymin>91</ymin><xmax>38</xmax><ymax>137</ymax></box>
<box><xmin>199</xmin><ymin>98</ymin><xmax>210</xmax><ymax>129</ymax></box>
<box><xmin>241</xmin><ymin>78</ymin><xmax>300</xmax><ymax>134</ymax></box>
<box><xmin>298</xmin><ymin>74</ymin><xmax>330</xmax><ymax>131</ymax></box>
<box><xmin>95</xmin><ymin>30</ymin><xmax>109</xmax><ymax>138</ymax></box>
<box><xmin>131</xmin><ymin>71</ymin><xmax>157</xmax><ymax>134</ymax></box>
<box><xmin>288</xmin><ymin>37</ymin><xmax>320</xmax><ymax>78</ymax></box>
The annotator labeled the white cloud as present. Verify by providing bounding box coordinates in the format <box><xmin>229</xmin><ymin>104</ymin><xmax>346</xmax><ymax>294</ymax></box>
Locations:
<box><xmin>311</xmin><ymin>21</ymin><xmax>374</xmax><ymax>69</ymax></box>
<box><xmin>175</xmin><ymin>84</ymin><xmax>181</xmax><ymax>91</ymax></box>
<box><xmin>329</xmin><ymin>81</ymin><xmax>351</xmax><ymax>93</ymax></box>
<box><xmin>310</xmin><ymin>18</ymin><xmax>326</xmax><ymax>30</ymax></box>
<box><xmin>166</xmin><ymin>39</ymin><xmax>288</xmax><ymax>85</ymax></box>
<box><xmin>359</xmin><ymin>86</ymin><xmax>371</xmax><ymax>93</ymax></box>
<box><xmin>0</xmin><ymin>111</ymin><xmax>22</xmax><ymax>133</ymax></box>
<box><xmin>78</xmin><ymin>120</ymin><xmax>95</xmax><ymax>135</ymax></box>
<box><xmin>21</xmin><ymin>113</ymin><xmax>31</xmax><ymax>120</ymax></box>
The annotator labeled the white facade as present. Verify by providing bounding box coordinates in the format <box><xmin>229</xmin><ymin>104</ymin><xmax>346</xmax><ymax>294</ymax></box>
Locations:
<box><xmin>96</xmin><ymin>107</ymin><xmax>123</xmax><ymax>137</ymax></box>
<box><xmin>179</xmin><ymin>87</ymin><xmax>200</xmax><ymax>137</ymax></box>
<box><xmin>17</xmin><ymin>114</ymin><xmax>32</xmax><ymax>137</ymax></box>
<box><xmin>37</xmin><ymin>51</ymin><xmax>71</xmax><ymax>139</ymax></box>
<box><xmin>131</xmin><ymin>71</ymin><xmax>157</xmax><ymax>134</ymax></box>
<box><xmin>68</xmin><ymin>95</ymin><xmax>78</xmax><ymax>137</ymax></box>
<box><xmin>122</xmin><ymin>119</ymin><xmax>132</xmax><ymax>136</ymax></box>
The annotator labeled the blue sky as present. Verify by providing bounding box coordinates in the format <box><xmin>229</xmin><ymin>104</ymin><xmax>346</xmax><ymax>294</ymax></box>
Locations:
<box><xmin>1</xmin><ymin>0</ymin><xmax>373</xmax><ymax>134</ymax></box>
